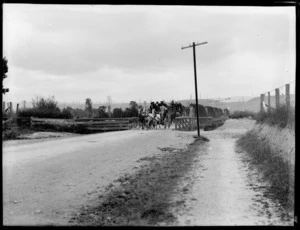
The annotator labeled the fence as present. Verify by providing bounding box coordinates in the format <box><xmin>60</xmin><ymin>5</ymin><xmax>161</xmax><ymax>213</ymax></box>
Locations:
<box><xmin>30</xmin><ymin>117</ymin><xmax>139</xmax><ymax>132</ymax></box>
<box><xmin>174</xmin><ymin>116</ymin><xmax>214</xmax><ymax>131</ymax></box>
<box><xmin>260</xmin><ymin>81</ymin><xmax>295</xmax><ymax>113</ymax></box>
<box><xmin>2</xmin><ymin>101</ymin><xmax>15</xmax><ymax>118</ymax></box>
<box><xmin>2</xmin><ymin>100</ymin><xmax>35</xmax><ymax>118</ymax></box>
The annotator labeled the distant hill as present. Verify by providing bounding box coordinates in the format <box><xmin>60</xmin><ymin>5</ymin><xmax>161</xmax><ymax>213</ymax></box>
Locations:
<box><xmin>179</xmin><ymin>94</ymin><xmax>295</xmax><ymax>113</ymax></box>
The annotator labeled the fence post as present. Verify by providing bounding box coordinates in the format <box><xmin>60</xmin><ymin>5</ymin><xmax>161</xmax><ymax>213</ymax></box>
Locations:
<box><xmin>16</xmin><ymin>103</ymin><xmax>19</xmax><ymax>115</ymax></box>
<box><xmin>286</xmin><ymin>84</ymin><xmax>290</xmax><ymax>110</ymax></box>
<box><xmin>2</xmin><ymin>101</ymin><xmax>5</xmax><ymax>113</ymax></box>
<box><xmin>268</xmin><ymin>92</ymin><xmax>271</xmax><ymax>112</ymax></box>
<box><xmin>260</xmin><ymin>94</ymin><xmax>265</xmax><ymax>113</ymax></box>
<box><xmin>9</xmin><ymin>102</ymin><xmax>13</xmax><ymax>117</ymax></box>
<box><xmin>275</xmin><ymin>88</ymin><xmax>280</xmax><ymax>109</ymax></box>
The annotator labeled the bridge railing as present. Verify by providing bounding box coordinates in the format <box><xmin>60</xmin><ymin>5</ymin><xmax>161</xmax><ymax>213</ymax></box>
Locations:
<box><xmin>174</xmin><ymin>116</ymin><xmax>213</xmax><ymax>131</ymax></box>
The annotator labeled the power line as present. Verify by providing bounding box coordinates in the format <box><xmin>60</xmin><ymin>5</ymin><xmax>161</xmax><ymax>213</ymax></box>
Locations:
<box><xmin>261</xmin><ymin>80</ymin><xmax>295</xmax><ymax>95</ymax></box>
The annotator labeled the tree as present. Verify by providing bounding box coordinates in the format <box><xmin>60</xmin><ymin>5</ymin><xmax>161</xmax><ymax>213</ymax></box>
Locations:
<box><xmin>98</xmin><ymin>106</ymin><xmax>108</xmax><ymax>118</ymax></box>
<box><xmin>124</xmin><ymin>107</ymin><xmax>133</xmax><ymax>117</ymax></box>
<box><xmin>62</xmin><ymin>106</ymin><xmax>73</xmax><ymax>119</ymax></box>
<box><xmin>112</xmin><ymin>108</ymin><xmax>123</xmax><ymax>118</ymax></box>
<box><xmin>72</xmin><ymin>108</ymin><xmax>86</xmax><ymax>119</ymax></box>
<box><xmin>18</xmin><ymin>95</ymin><xmax>63</xmax><ymax>118</ymax></box>
<box><xmin>107</xmin><ymin>96</ymin><xmax>112</xmax><ymax>117</ymax></box>
<box><xmin>2</xmin><ymin>57</ymin><xmax>9</xmax><ymax>94</ymax></box>
<box><xmin>85</xmin><ymin>98</ymin><xmax>93</xmax><ymax>117</ymax></box>
<box><xmin>129</xmin><ymin>101</ymin><xmax>138</xmax><ymax>109</ymax></box>
<box><xmin>128</xmin><ymin>101</ymin><xmax>138</xmax><ymax>117</ymax></box>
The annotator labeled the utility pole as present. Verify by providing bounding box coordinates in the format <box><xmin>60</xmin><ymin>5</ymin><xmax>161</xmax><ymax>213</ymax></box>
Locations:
<box><xmin>181</xmin><ymin>41</ymin><xmax>207</xmax><ymax>137</ymax></box>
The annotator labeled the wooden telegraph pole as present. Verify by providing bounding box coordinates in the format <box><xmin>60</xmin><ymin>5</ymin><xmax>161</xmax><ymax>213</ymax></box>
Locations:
<box><xmin>181</xmin><ymin>41</ymin><xmax>207</xmax><ymax>137</ymax></box>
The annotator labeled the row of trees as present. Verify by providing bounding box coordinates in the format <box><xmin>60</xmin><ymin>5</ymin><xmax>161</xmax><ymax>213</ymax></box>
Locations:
<box><xmin>82</xmin><ymin>98</ymin><xmax>140</xmax><ymax>119</ymax></box>
<box><xmin>16</xmin><ymin>95</ymin><xmax>187</xmax><ymax>119</ymax></box>
<box><xmin>16</xmin><ymin>96</ymin><xmax>141</xmax><ymax>119</ymax></box>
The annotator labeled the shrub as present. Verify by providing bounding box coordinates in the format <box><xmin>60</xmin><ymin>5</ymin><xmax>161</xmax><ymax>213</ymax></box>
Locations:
<box><xmin>32</xmin><ymin>96</ymin><xmax>58</xmax><ymax>111</ymax></box>
<box><xmin>61</xmin><ymin>107</ymin><xmax>73</xmax><ymax>119</ymax></box>
<box><xmin>17</xmin><ymin>96</ymin><xmax>73</xmax><ymax>119</ymax></box>
<box><xmin>229</xmin><ymin>110</ymin><xmax>255</xmax><ymax>119</ymax></box>
<box><xmin>2</xmin><ymin>127</ymin><xmax>20</xmax><ymax>140</ymax></box>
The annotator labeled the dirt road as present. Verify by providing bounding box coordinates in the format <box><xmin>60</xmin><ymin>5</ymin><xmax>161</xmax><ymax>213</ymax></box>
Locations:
<box><xmin>3</xmin><ymin>128</ymin><xmax>195</xmax><ymax>226</ymax></box>
<box><xmin>170</xmin><ymin>119</ymin><xmax>293</xmax><ymax>226</ymax></box>
<box><xmin>3</xmin><ymin>119</ymin><xmax>293</xmax><ymax>226</ymax></box>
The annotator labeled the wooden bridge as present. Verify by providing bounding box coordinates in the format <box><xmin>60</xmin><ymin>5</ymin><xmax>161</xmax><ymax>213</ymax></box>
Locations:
<box><xmin>174</xmin><ymin>116</ymin><xmax>228</xmax><ymax>131</ymax></box>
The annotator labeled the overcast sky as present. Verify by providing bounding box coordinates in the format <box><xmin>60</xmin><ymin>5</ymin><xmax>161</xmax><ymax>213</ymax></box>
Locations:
<box><xmin>3</xmin><ymin>4</ymin><xmax>295</xmax><ymax>105</ymax></box>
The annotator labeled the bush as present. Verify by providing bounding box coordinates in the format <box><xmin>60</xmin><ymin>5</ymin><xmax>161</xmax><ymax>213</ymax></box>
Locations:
<box><xmin>255</xmin><ymin>105</ymin><xmax>295</xmax><ymax>129</ymax></box>
<box><xmin>229</xmin><ymin>110</ymin><xmax>255</xmax><ymax>119</ymax></box>
<box><xmin>18</xmin><ymin>108</ymin><xmax>72</xmax><ymax>119</ymax></box>
<box><xmin>17</xmin><ymin>96</ymin><xmax>73</xmax><ymax>119</ymax></box>
<box><xmin>2</xmin><ymin>127</ymin><xmax>20</xmax><ymax>140</ymax></box>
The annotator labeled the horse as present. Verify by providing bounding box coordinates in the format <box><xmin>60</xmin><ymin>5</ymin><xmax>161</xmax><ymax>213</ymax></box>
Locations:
<box><xmin>138</xmin><ymin>108</ymin><xmax>151</xmax><ymax>130</ymax></box>
<box><xmin>153</xmin><ymin>112</ymin><xmax>162</xmax><ymax>129</ymax></box>
<box><xmin>137</xmin><ymin>108</ymin><xmax>157</xmax><ymax>130</ymax></box>
<box><xmin>138</xmin><ymin>112</ymin><xmax>147</xmax><ymax>129</ymax></box>
<box><xmin>163</xmin><ymin>113</ymin><xmax>172</xmax><ymax>129</ymax></box>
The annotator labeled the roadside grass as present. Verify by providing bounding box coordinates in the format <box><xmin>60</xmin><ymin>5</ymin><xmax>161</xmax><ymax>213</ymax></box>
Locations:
<box><xmin>2</xmin><ymin>122</ymin><xmax>35</xmax><ymax>140</ymax></box>
<box><xmin>2</xmin><ymin>120</ymin><xmax>91</xmax><ymax>141</ymax></box>
<box><xmin>236</xmin><ymin>129</ymin><xmax>294</xmax><ymax>217</ymax></box>
<box><xmin>255</xmin><ymin>105</ymin><xmax>295</xmax><ymax>129</ymax></box>
<box><xmin>69</xmin><ymin>137</ymin><xmax>208</xmax><ymax>226</ymax></box>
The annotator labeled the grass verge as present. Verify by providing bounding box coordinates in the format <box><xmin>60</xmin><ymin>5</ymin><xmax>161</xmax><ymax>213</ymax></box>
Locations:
<box><xmin>69</xmin><ymin>137</ymin><xmax>208</xmax><ymax>226</ymax></box>
<box><xmin>236</xmin><ymin>129</ymin><xmax>294</xmax><ymax>218</ymax></box>
<box><xmin>2</xmin><ymin>124</ymin><xmax>35</xmax><ymax>140</ymax></box>
<box><xmin>255</xmin><ymin>105</ymin><xmax>295</xmax><ymax>129</ymax></box>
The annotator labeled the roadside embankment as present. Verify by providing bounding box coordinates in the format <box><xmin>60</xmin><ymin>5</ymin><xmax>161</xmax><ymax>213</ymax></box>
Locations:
<box><xmin>236</xmin><ymin>122</ymin><xmax>295</xmax><ymax>220</ymax></box>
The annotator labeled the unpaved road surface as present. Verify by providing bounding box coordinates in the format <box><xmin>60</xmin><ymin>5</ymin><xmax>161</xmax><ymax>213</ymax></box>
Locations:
<box><xmin>3</xmin><ymin>119</ymin><xmax>294</xmax><ymax>226</ymax></box>
<box><xmin>170</xmin><ymin>119</ymin><xmax>293</xmax><ymax>226</ymax></box>
<box><xmin>3</xmin><ymin>128</ymin><xmax>195</xmax><ymax>226</ymax></box>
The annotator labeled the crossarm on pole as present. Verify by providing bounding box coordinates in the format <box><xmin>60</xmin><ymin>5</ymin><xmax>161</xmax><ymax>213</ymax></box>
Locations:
<box><xmin>181</xmin><ymin>41</ymin><xmax>208</xmax><ymax>50</ymax></box>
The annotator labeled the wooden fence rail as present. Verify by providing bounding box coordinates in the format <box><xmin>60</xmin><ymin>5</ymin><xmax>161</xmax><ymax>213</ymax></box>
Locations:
<box><xmin>30</xmin><ymin>117</ymin><xmax>138</xmax><ymax>132</ymax></box>
<box><xmin>174</xmin><ymin>116</ymin><xmax>214</xmax><ymax>131</ymax></box>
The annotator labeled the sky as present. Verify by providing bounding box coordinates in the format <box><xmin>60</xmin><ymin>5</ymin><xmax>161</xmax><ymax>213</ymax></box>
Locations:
<box><xmin>3</xmin><ymin>4</ymin><xmax>296</xmax><ymax>105</ymax></box>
